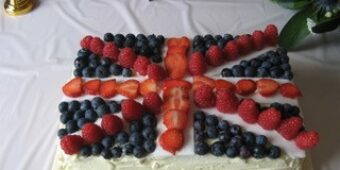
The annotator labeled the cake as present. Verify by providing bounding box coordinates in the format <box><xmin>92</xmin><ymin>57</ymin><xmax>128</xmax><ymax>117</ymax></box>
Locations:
<box><xmin>52</xmin><ymin>25</ymin><xmax>319</xmax><ymax>170</ymax></box>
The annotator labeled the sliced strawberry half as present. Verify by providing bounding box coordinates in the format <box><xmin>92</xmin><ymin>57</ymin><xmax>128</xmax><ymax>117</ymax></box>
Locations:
<box><xmin>280</xmin><ymin>83</ymin><xmax>302</xmax><ymax>99</ymax></box>
<box><xmin>167</xmin><ymin>47</ymin><xmax>187</xmax><ymax>56</ymax></box>
<box><xmin>235</xmin><ymin>79</ymin><xmax>256</xmax><ymax>96</ymax></box>
<box><xmin>162</xmin><ymin>97</ymin><xmax>190</xmax><ymax>113</ymax></box>
<box><xmin>99</xmin><ymin>80</ymin><xmax>117</xmax><ymax>99</ymax></box>
<box><xmin>163</xmin><ymin>87</ymin><xmax>190</xmax><ymax>102</ymax></box>
<box><xmin>118</xmin><ymin>79</ymin><xmax>140</xmax><ymax>99</ymax></box>
<box><xmin>193</xmin><ymin>75</ymin><xmax>215</xmax><ymax>90</ymax></box>
<box><xmin>139</xmin><ymin>79</ymin><xmax>158</xmax><ymax>97</ymax></box>
<box><xmin>83</xmin><ymin>79</ymin><xmax>101</xmax><ymax>95</ymax></box>
<box><xmin>163</xmin><ymin>109</ymin><xmax>188</xmax><ymax>130</ymax></box>
<box><xmin>159</xmin><ymin>129</ymin><xmax>184</xmax><ymax>155</ymax></box>
<box><xmin>62</xmin><ymin>77</ymin><xmax>83</xmax><ymax>97</ymax></box>
<box><xmin>161</xmin><ymin>79</ymin><xmax>192</xmax><ymax>92</ymax></box>
<box><xmin>256</xmin><ymin>79</ymin><xmax>279</xmax><ymax>97</ymax></box>
<box><xmin>165</xmin><ymin>53</ymin><xmax>188</xmax><ymax>80</ymax></box>
<box><xmin>215</xmin><ymin>79</ymin><xmax>235</xmax><ymax>92</ymax></box>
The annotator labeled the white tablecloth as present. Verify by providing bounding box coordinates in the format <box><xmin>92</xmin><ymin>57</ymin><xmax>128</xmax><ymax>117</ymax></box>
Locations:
<box><xmin>0</xmin><ymin>0</ymin><xmax>339</xmax><ymax>169</ymax></box>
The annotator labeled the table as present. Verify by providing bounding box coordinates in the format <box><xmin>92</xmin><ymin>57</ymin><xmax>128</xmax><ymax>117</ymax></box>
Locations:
<box><xmin>0</xmin><ymin>0</ymin><xmax>339</xmax><ymax>169</ymax></box>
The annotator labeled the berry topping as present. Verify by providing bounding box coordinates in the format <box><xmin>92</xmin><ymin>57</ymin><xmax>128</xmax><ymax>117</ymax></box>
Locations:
<box><xmin>62</xmin><ymin>77</ymin><xmax>83</xmax><ymax>98</ymax></box>
<box><xmin>235</xmin><ymin>79</ymin><xmax>256</xmax><ymax>96</ymax></box>
<box><xmin>133</xmin><ymin>56</ymin><xmax>151</xmax><ymax>76</ymax></box>
<box><xmin>238</xmin><ymin>99</ymin><xmax>259</xmax><ymax>124</ymax></box>
<box><xmin>143</xmin><ymin>92</ymin><xmax>163</xmax><ymax>114</ymax></box>
<box><xmin>83</xmin><ymin>79</ymin><xmax>101</xmax><ymax>95</ymax></box>
<box><xmin>103</xmin><ymin>42</ymin><xmax>119</xmax><ymax>61</ymax></box>
<box><xmin>99</xmin><ymin>80</ymin><xmax>117</xmax><ymax>99</ymax></box>
<box><xmin>280</xmin><ymin>83</ymin><xmax>302</xmax><ymax>99</ymax></box>
<box><xmin>257</xmin><ymin>108</ymin><xmax>281</xmax><ymax>130</ymax></box>
<box><xmin>139</xmin><ymin>79</ymin><xmax>158</xmax><ymax>96</ymax></box>
<box><xmin>80</xmin><ymin>35</ymin><xmax>93</xmax><ymax>49</ymax></box>
<box><xmin>159</xmin><ymin>129</ymin><xmax>184</xmax><ymax>155</ymax></box>
<box><xmin>163</xmin><ymin>109</ymin><xmax>188</xmax><ymax>130</ymax></box>
<box><xmin>90</xmin><ymin>37</ymin><xmax>104</xmax><ymax>55</ymax></box>
<box><xmin>216</xmin><ymin>89</ymin><xmax>239</xmax><ymax>113</ymax></box>
<box><xmin>206</xmin><ymin>45</ymin><xmax>224</xmax><ymax>66</ymax></box>
<box><xmin>101</xmin><ymin>115</ymin><xmax>123</xmax><ymax>136</ymax></box>
<box><xmin>147</xmin><ymin>64</ymin><xmax>166</xmax><ymax>81</ymax></box>
<box><xmin>121</xmin><ymin>99</ymin><xmax>143</xmax><ymax>122</ymax></box>
<box><xmin>264</xmin><ymin>24</ymin><xmax>278</xmax><ymax>46</ymax></box>
<box><xmin>118</xmin><ymin>47</ymin><xmax>137</xmax><ymax>68</ymax></box>
<box><xmin>189</xmin><ymin>52</ymin><xmax>207</xmax><ymax>75</ymax></box>
<box><xmin>277</xmin><ymin>117</ymin><xmax>303</xmax><ymax>140</ymax></box>
<box><xmin>256</xmin><ymin>79</ymin><xmax>279</xmax><ymax>97</ymax></box>
<box><xmin>118</xmin><ymin>80</ymin><xmax>140</xmax><ymax>99</ymax></box>
<box><xmin>81</xmin><ymin>123</ymin><xmax>105</xmax><ymax>145</ymax></box>
<box><xmin>214</xmin><ymin>79</ymin><xmax>235</xmax><ymax>92</ymax></box>
<box><xmin>60</xmin><ymin>135</ymin><xmax>84</xmax><ymax>155</ymax></box>
<box><xmin>193</xmin><ymin>84</ymin><xmax>216</xmax><ymax>108</ymax></box>
<box><xmin>295</xmin><ymin>131</ymin><xmax>319</xmax><ymax>150</ymax></box>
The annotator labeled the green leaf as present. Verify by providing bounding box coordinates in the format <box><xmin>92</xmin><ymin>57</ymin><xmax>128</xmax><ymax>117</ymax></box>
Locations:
<box><xmin>312</xmin><ymin>14</ymin><xmax>340</xmax><ymax>33</ymax></box>
<box><xmin>271</xmin><ymin>0</ymin><xmax>312</xmax><ymax>10</ymax></box>
<box><xmin>279</xmin><ymin>5</ymin><xmax>315</xmax><ymax>50</ymax></box>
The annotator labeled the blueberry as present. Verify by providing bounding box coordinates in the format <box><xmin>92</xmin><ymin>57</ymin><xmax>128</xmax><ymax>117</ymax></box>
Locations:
<box><xmin>219</xmin><ymin>131</ymin><xmax>231</xmax><ymax>143</ymax></box>
<box><xmin>152</xmin><ymin>48</ymin><xmax>161</xmax><ymax>55</ymax></box>
<box><xmin>129</xmin><ymin>132</ymin><xmax>144</xmax><ymax>146</ymax></box>
<box><xmin>204</xmin><ymin>34</ymin><xmax>214</xmax><ymax>41</ymax></box>
<box><xmin>136</xmin><ymin>34</ymin><xmax>147</xmax><ymax>40</ymax></box>
<box><xmin>239</xmin><ymin>146</ymin><xmax>251</xmax><ymax>159</ymax></box>
<box><xmin>104</xmin><ymin>32</ymin><xmax>114</xmax><ymax>42</ymax></box>
<box><xmin>290</xmin><ymin>106</ymin><xmax>300</xmax><ymax>116</ymax></box>
<box><xmin>210</xmin><ymin>141</ymin><xmax>225</xmax><ymax>156</ymax></box>
<box><xmin>194</xmin><ymin>111</ymin><xmax>205</xmax><ymax>121</ymax></box>
<box><xmin>80</xmin><ymin>100</ymin><xmax>91</xmax><ymax>111</ymax></box>
<box><xmin>123</xmin><ymin>143</ymin><xmax>134</xmax><ymax>155</ymax></box>
<box><xmin>240</xmin><ymin>60</ymin><xmax>250</xmax><ymax>67</ymax></box>
<box><xmin>124</xmin><ymin>37</ymin><xmax>136</xmax><ymax>47</ymax></box>
<box><xmin>73</xmin><ymin>68</ymin><xmax>83</xmax><ymax>77</ymax></box>
<box><xmin>148</xmin><ymin>38</ymin><xmax>158</xmax><ymax>49</ymax></box>
<box><xmin>96</xmin><ymin>104</ymin><xmax>110</xmax><ymax>117</ymax></box>
<box><xmin>109</xmin><ymin>64</ymin><xmax>123</xmax><ymax>75</ymax></box>
<box><xmin>89</xmin><ymin>53</ymin><xmax>99</xmax><ymax>60</ymax></box>
<box><xmin>142</xmin><ymin>114</ymin><xmax>157</xmax><ymax>127</ymax></box>
<box><xmin>268</xmin><ymin>145</ymin><xmax>281</xmax><ymax>159</ymax></box>
<box><xmin>133</xmin><ymin>146</ymin><xmax>147</xmax><ymax>158</ymax></box>
<box><xmin>91</xmin><ymin>97</ymin><xmax>105</xmax><ymax>109</ymax></box>
<box><xmin>65</xmin><ymin>120</ymin><xmax>79</xmax><ymax>133</ymax></box>
<box><xmin>151</xmin><ymin>55</ymin><xmax>163</xmax><ymax>63</ymax></box>
<box><xmin>91</xmin><ymin>143</ymin><xmax>104</xmax><ymax>155</ymax></box>
<box><xmin>116</xmin><ymin>131</ymin><xmax>129</xmax><ymax>145</ymax></box>
<box><xmin>276</xmin><ymin>47</ymin><xmax>287</xmax><ymax>56</ymax></box>
<box><xmin>250</xmin><ymin>59</ymin><xmax>262</xmax><ymax>68</ymax></box>
<box><xmin>122</xmin><ymin>68</ymin><xmax>132</xmax><ymax>77</ymax></box>
<box><xmin>68</xmin><ymin>100</ymin><xmax>80</xmax><ymax>112</ymax></box>
<box><xmin>215</xmin><ymin>35</ymin><xmax>222</xmax><ymax>41</ymax></box>
<box><xmin>244</xmin><ymin>67</ymin><xmax>256</xmax><ymax>77</ymax></box>
<box><xmin>58</xmin><ymin>102</ymin><xmax>69</xmax><ymax>114</ymax></box>
<box><xmin>231</xmin><ymin>65</ymin><xmax>244</xmax><ymax>77</ymax></box>
<box><xmin>74</xmin><ymin>57</ymin><xmax>88</xmax><ymax>69</ymax></box>
<box><xmin>89</xmin><ymin>58</ymin><xmax>100</xmax><ymax>68</ymax></box>
<box><xmin>280</xmin><ymin>63</ymin><xmax>291</xmax><ymax>71</ymax></box>
<box><xmin>205</xmin><ymin>115</ymin><xmax>218</xmax><ymax>126</ymax></box>
<box><xmin>257</xmin><ymin>67</ymin><xmax>269</xmax><ymax>77</ymax></box>
<box><xmin>101</xmin><ymin>148</ymin><xmax>113</xmax><ymax>159</ymax></box>
<box><xmin>194</xmin><ymin>131</ymin><xmax>206</xmax><ymax>142</ymax></box>
<box><xmin>107</xmin><ymin>101</ymin><xmax>121</xmax><ymax>113</ymax></box>
<box><xmin>270</xmin><ymin>102</ymin><xmax>283</xmax><ymax>112</ymax></box>
<box><xmin>255</xmin><ymin>135</ymin><xmax>268</xmax><ymax>146</ymax></box>
<box><xmin>218</xmin><ymin>120</ymin><xmax>229</xmax><ymax>131</ymax></box>
<box><xmin>156</xmin><ymin>35</ymin><xmax>165</xmax><ymax>45</ymax></box>
<box><xmin>80</xmin><ymin>146</ymin><xmax>92</xmax><ymax>157</ymax></box>
<box><xmin>261</xmin><ymin>61</ymin><xmax>272</xmax><ymax>69</ymax></box>
<box><xmin>57</xmin><ymin>129</ymin><xmax>67</xmax><ymax>139</ymax></box>
<box><xmin>77</xmin><ymin>118</ymin><xmax>89</xmax><ymax>128</ymax></box>
<box><xmin>270</xmin><ymin>66</ymin><xmax>283</xmax><ymax>78</ymax></box>
<box><xmin>283</xmin><ymin>103</ymin><xmax>293</xmax><ymax>114</ymax></box>
<box><xmin>144</xmin><ymin>140</ymin><xmax>156</xmax><ymax>153</ymax></box>
<box><xmin>217</xmin><ymin>39</ymin><xmax>226</xmax><ymax>49</ymax></box>
<box><xmin>129</xmin><ymin>121</ymin><xmax>143</xmax><ymax>132</ymax></box>
<box><xmin>230</xmin><ymin>125</ymin><xmax>242</xmax><ymax>135</ymax></box>
<box><xmin>205</xmin><ymin>39</ymin><xmax>216</xmax><ymax>49</ymax></box>
<box><xmin>126</xmin><ymin>33</ymin><xmax>136</xmax><ymax>41</ymax></box>
<box><xmin>101</xmin><ymin>136</ymin><xmax>114</xmax><ymax>148</ymax></box>
<box><xmin>95</xmin><ymin>65</ymin><xmax>110</xmax><ymax>78</ymax></box>
<box><xmin>60</xmin><ymin>113</ymin><xmax>72</xmax><ymax>124</ymax></box>
<box><xmin>194</xmin><ymin>121</ymin><xmax>205</xmax><ymax>131</ymax></box>
<box><xmin>242</xmin><ymin>132</ymin><xmax>255</xmax><ymax>146</ymax></box>
<box><xmin>73</xmin><ymin>110</ymin><xmax>85</xmax><ymax>120</ymax></box>
<box><xmin>82</xmin><ymin>67</ymin><xmax>95</xmax><ymax>77</ymax></box>
<box><xmin>85</xmin><ymin>109</ymin><xmax>98</xmax><ymax>122</ymax></box>
<box><xmin>253</xmin><ymin>145</ymin><xmax>267</xmax><ymax>159</ymax></box>
<box><xmin>229</xmin><ymin>136</ymin><xmax>242</xmax><ymax>148</ymax></box>
<box><xmin>221</xmin><ymin>68</ymin><xmax>233</xmax><ymax>77</ymax></box>
<box><xmin>114</xmin><ymin>34</ymin><xmax>125</xmax><ymax>48</ymax></box>
<box><xmin>147</xmin><ymin>34</ymin><xmax>156</xmax><ymax>40</ymax></box>
<box><xmin>283</xmin><ymin>71</ymin><xmax>294</xmax><ymax>80</ymax></box>
<box><xmin>139</xmin><ymin>45</ymin><xmax>151</xmax><ymax>56</ymax></box>
<box><xmin>99</xmin><ymin>58</ymin><xmax>111</xmax><ymax>66</ymax></box>
<box><xmin>223</xmin><ymin>34</ymin><xmax>234</xmax><ymax>42</ymax></box>
<box><xmin>269</xmin><ymin>56</ymin><xmax>281</xmax><ymax>66</ymax></box>
<box><xmin>77</xmin><ymin>49</ymin><xmax>91</xmax><ymax>58</ymax></box>
<box><xmin>111</xmin><ymin>147</ymin><xmax>123</xmax><ymax>158</ymax></box>
<box><xmin>194</xmin><ymin>142</ymin><xmax>209</xmax><ymax>155</ymax></box>
<box><xmin>280</xmin><ymin>56</ymin><xmax>289</xmax><ymax>64</ymax></box>
<box><xmin>257</xmin><ymin>54</ymin><xmax>269</xmax><ymax>61</ymax></box>
<box><xmin>206</xmin><ymin>126</ymin><xmax>219</xmax><ymax>138</ymax></box>
<box><xmin>226</xmin><ymin>146</ymin><xmax>239</xmax><ymax>158</ymax></box>
<box><xmin>193</xmin><ymin>35</ymin><xmax>204</xmax><ymax>46</ymax></box>
<box><xmin>193</xmin><ymin>45</ymin><xmax>206</xmax><ymax>53</ymax></box>
<box><xmin>142</xmin><ymin>127</ymin><xmax>157</xmax><ymax>140</ymax></box>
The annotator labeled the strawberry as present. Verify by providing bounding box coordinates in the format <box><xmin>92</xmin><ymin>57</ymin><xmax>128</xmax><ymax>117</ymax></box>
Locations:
<box><xmin>223</xmin><ymin>40</ymin><xmax>239</xmax><ymax>61</ymax></box>
<box><xmin>90</xmin><ymin>37</ymin><xmax>104</xmax><ymax>55</ymax></box>
<box><xmin>295</xmin><ymin>131</ymin><xmax>320</xmax><ymax>150</ymax></box>
<box><xmin>101</xmin><ymin>115</ymin><xmax>123</xmax><ymax>136</ymax></box>
<box><xmin>163</xmin><ymin>87</ymin><xmax>190</xmax><ymax>102</ymax></box>
<box><xmin>165</xmin><ymin>53</ymin><xmax>188</xmax><ymax>80</ymax></box>
<box><xmin>206</xmin><ymin>45</ymin><xmax>224</xmax><ymax>66</ymax></box>
<box><xmin>264</xmin><ymin>24</ymin><xmax>278</xmax><ymax>46</ymax></box>
<box><xmin>167</xmin><ymin>47</ymin><xmax>187</xmax><ymax>56</ymax></box>
<box><xmin>236</xmin><ymin>35</ymin><xmax>253</xmax><ymax>55</ymax></box>
<box><xmin>103</xmin><ymin>42</ymin><xmax>119</xmax><ymax>61</ymax></box>
<box><xmin>162</xmin><ymin>79</ymin><xmax>192</xmax><ymax>92</ymax></box>
<box><xmin>139</xmin><ymin>79</ymin><xmax>158</xmax><ymax>97</ymax></box>
<box><xmin>189</xmin><ymin>52</ymin><xmax>206</xmax><ymax>75</ymax></box>
<box><xmin>235</xmin><ymin>79</ymin><xmax>256</xmax><ymax>96</ymax></box>
<box><xmin>80</xmin><ymin>35</ymin><xmax>93</xmax><ymax>49</ymax></box>
<box><xmin>280</xmin><ymin>83</ymin><xmax>302</xmax><ymax>99</ymax></box>
<box><xmin>162</xmin><ymin>97</ymin><xmax>190</xmax><ymax>113</ymax></box>
<box><xmin>133</xmin><ymin>56</ymin><xmax>151</xmax><ymax>76</ymax></box>
<box><xmin>238</xmin><ymin>98</ymin><xmax>259</xmax><ymax>124</ymax></box>
<box><xmin>257</xmin><ymin>108</ymin><xmax>281</xmax><ymax>130</ymax></box>
<box><xmin>193</xmin><ymin>84</ymin><xmax>216</xmax><ymax>108</ymax></box>
<box><xmin>118</xmin><ymin>79</ymin><xmax>139</xmax><ymax>99</ymax></box>
<box><xmin>167</xmin><ymin>37</ymin><xmax>190</xmax><ymax>48</ymax></box>
<box><xmin>214</xmin><ymin>79</ymin><xmax>235</xmax><ymax>92</ymax></box>
<box><xmin>81</xmin><ymin>123</ymin><xmax>105</xmax><ymax>145</ymax></box>
<box><xmin>147</xmin><ymin>64</ymin><xmax>167</xmax><ymax>81</ymax></box>
<box><xmin>252</xmin><ymin>30</ymin><xmax>266</xmax><ymax>50</ymax></box>
<box><xmin>178</xmin><ymin>37</ymin><xmax>190</xmax><ymax>48</ymax></box>
<box><xmin>83</xmin><ymin>79</ymin><xmax>101</xmax><ymax>95</ymax></box>
<box><xmin>159</xmin><ymin>129</ymin><xmax>184</xmax><ymax>155</ymax></box>
<box><xmin>277</xmin><ymin>117</ymin><xmax>303</xmax><ymax>140</ymax></box>
<box><xmin>193</xmin><ymin>75</ymin><xmax>215</xmax><ymax>90</ymax></box>
<box><xmin>163</xmin><ymin>109</ymin><xmax>188</xmax><ymax>130</ymax></box>
<box><xmin>99</xmin><ymin>80</ymin><xmax>117</xmax><ymax>98</ymax></box>
<box><xmin>118</xmin><ymin>47</ymin><xmax>137</xmax><ymax>68</ymax></box>
<box><xmin>143</xmin><ymin>92</ymin><xmax>163</xmax><ymax>114</ymax></box>
<box><xmin>256</xmin><ymin>79</ymin><xmax>279</xmax><ymax>97</ymax></box>
<box><xmin>62</xmin><ymin>77</ymin><xmax>83</xmax><ymax>97</ymax></box>
<box><xmin>121</xmin><ymin>99</ymin><xmax>143</xmax><ymax>122</ymax></box>
<box><xmin>60</xmin><ymin>135</ymin><xmax>84</xmax><ymax>155</ymax></box>
<box><xmin>216</xmin><ymin>89</ymin><xmax>239</xmax><ymax>113</ymax></box>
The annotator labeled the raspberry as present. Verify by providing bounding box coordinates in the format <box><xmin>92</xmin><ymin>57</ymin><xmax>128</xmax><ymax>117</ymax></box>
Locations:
<box><xmin>264</xmin><ymin>24</ymin><xmax>278</xmax><ymax>46</ymax></box>
<box><xmin>237</xmin><ymin>99</ymin><xmax>259</xmax><ymax>124</ymax></box>
<box><xmin>143</xmin><ymin>92</ymin><xmax>163</xmax><ymax>114</ymax></box>
<box><xmin>223</xmin><ymin>40</ymin><xmax>239</xmax><ymax>60</ymax></box>
<box><xmin>189</xmin><ymin>52</ymin><xmax>206</xmax><ymax>75</ymax></box>
<box><xmin>103</xmin><ymin>42</ymin><xmax>119</xmax><ymax>61</ymax></box>
<box><xmin>133</xmin><ymin>56</ymin><xmax>151</xmax><ymax>76</ymax></box>
<box><xmin>252</xmin><ymin>30</ymin><xmax>266</xmax><ymax>50</ymax></box>
<box><xmin>101</xmin><ymin>115</ymin><xmax>123</xmax><ymax>136</ymax></box>
<box><xmin>80</xmin><ymin>35</ymin><xmax>93</xmax><ymax>49</ymax></box>
<box><xmin>236</xmin><ymin>35</ymin><xmax>253</xmax><ymax>55</ymax></box>
<box><xmin>216</xmin><ymin>89</ymin><xmax>239</xmax><ymax>113</ymax></box>
<box><xmin>90</xmin><ymin>37</ymin><xmax>104</xmax><ymax>55</ymax></box>
<box><xmin>81</xmin><ymin>123</ymin><xmax>105</xmax><ymax>145</ymax></box>
<box><xmin>257</xmin><ymin>108</ymin><xmax>281</xmax><ymax>130</ymax></box>
<box><xmin>60</xmin><ymin>135</ymin><xmax>84</xmax><ymax>155</ymax></box>
<box><xmin>206</xmin><ymin>45</ymin><xmax>224</xmax><ymax>66</ymax></box>
<box><xmin>295</xmin><ymin>131</ymin><xmax>319</xmax><ymax>150</ymax></box>
<box><xmin>147</xmin><ymin>64</ymin><xmax>166</xmax><ymax>81</ymax></box>
<box><xmin>277</xmin><ymin>117</ymin><xmax>303</xmax><ymax>140</ymax></box>
<box><xmin>118</xmin><ymin>48</ymin><xmax>137</xmax><ymax>68</ymax></box>
<box><xmin>193</xmin><ymin>84</ymin><xmax>216</xmax><ymax>108</ymax></box>
<box><xmin>121</xmin><ymin>99</ymin><xmax>143</xmax><ymax>122</ymax></box>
